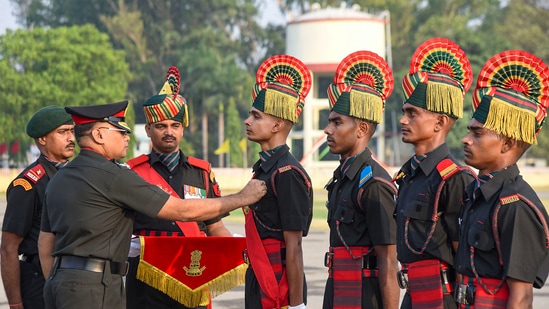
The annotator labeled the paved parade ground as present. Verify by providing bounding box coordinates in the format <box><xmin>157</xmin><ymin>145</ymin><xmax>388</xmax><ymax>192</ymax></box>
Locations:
<box><xmin>1</xmin><ymin>200</ymin><xmax>548</xmax><ymax>308</ymax></box>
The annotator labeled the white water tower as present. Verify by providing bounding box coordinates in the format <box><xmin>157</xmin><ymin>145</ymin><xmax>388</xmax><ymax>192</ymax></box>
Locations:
<box><xmin>285</xmin><ymin>4</ymin><xmax>391</xmax><ymax>168</ymax></box>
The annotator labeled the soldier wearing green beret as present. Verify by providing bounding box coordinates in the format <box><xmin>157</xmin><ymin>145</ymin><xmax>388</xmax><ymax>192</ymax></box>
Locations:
<box><xmin>1</xmin><ymin>106</ymin><xmax>75</xmax><ymax>309</ymax></box>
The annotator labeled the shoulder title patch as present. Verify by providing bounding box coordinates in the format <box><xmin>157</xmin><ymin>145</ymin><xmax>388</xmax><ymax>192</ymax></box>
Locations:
<box><xmin>13</xmin><ymin>178</ymin><xmax>33</xmax><ymax>191</ymax></box>
<box><xmin>359</xmin><ymin>166</ymin><xmax>373</xmax><ymax>188</ymax></box>
<box><xmin>500</xmin><ymin>194</ymin><xmax>520</xmax><ymax>205</ymax></box>
<box><xmin>278</xmin><ymin>165</ymin><xmax>292</xmax><ymax>173</ymax></box>
<box><xmin>24</xmin><ymin>164</ymin><xmax>46</xmax><ymax>184</ymax></box>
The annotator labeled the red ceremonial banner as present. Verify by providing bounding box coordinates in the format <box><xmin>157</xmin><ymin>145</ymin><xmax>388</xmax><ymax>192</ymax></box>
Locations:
<box><xmin>137</xmin><ymin>236</ymin><xmax>247</xmax><ymax>307</ymax></box>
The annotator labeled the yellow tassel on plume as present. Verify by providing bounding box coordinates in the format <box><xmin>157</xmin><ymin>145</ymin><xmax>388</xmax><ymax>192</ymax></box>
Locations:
<box><xmin>484</xmin><ymin>97</ymin><xmax>537</xmax><ymax>144</ymax></box>
<box><xmin>183</xmin><ymin>103</ymin><xmax>189</xmax><ymax>127</ymax></box>
<box><xmin>349</xmin><ymin>90</ymin><xmax>383</xmax><ymax>123</ymax></box>
<box><xmin>426</xmin><ymin>83</ymin><xmax>464</xmax><ymax>119</ymax></box>
<box><xmin>264</xmin><ymin>89</ymin><xmax>298</xmax><ymax>123</ymax></box>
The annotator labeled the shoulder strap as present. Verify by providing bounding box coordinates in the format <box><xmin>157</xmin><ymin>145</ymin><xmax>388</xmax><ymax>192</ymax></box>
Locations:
<box><xmin>436</xmin><ymin>158</ymin><xmax>460</xmax><ymax>180</ymax></box>
<box><xmin>270</xmin><ymin>164</ymin><xmax>311</xmax><ymax>197</ymax></box>
<box><xmin>126</xmin><ymin>154</ymin><xmax>150</xmax><ymax>169</ymax></box>
<box><xmin>188</xmin><ymin>156</ymin><xmax>214</xmax><ymax>194</ymax></box>
<box><xmin>188</xmin><ymin>156</ymin><xmax>211</xmax><ymax>172</ymax></box>
<box><xmin>357</xmin><ymin>175</ymin><xmax>397</xmax><ymax>210</ymax></box>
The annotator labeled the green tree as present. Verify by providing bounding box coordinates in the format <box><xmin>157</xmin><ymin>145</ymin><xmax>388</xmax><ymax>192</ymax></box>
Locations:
<box><xmin>0</xmin><ymin>25</ymin><xmax>131</xmax><ymax>163</ymax></box>
<box><xmin>11</xmin><ymin>0</ymin><xmax>279</xmax><ymax>163</ymax></box>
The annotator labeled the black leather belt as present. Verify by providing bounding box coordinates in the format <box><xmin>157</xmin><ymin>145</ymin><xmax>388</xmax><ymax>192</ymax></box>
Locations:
<box><xmin>57</xmin><ymin>256</ymin><xmax>128</xmax><ymax>275</ymax></box>
<box><xmin>324</xmin><ymin>252</ymin><xmax>378</xmax><ymax>269</ymax></box>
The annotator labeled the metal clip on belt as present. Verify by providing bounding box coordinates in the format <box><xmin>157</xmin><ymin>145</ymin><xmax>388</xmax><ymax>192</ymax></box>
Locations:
<box><xmin>454</xmin><ymin>283</ymin><xmax>475</xmax><ymax>305</ymax></box>
<box><xmin>397</xmin><ymin>270</ymin><xmax>408</xmax><ymax>289</ymax></box>
<box><xmin>57</xmin><ymin>256</ymin><xmax>129</xmax><ymax>276</ymax></box>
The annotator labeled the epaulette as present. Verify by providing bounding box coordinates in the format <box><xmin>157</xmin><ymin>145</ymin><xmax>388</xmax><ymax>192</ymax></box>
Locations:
<box><xmin>358</xmin><ymin>166</ymin><xmax>373</xmax><ymax>188</ymax></box>
<box><xmin>126</xmin><ymin>154</ymin><xmax>149</xmax><ymax>169</ymax></box>
<box><xmin>188</xmin><ymin>156</ymin><xmax>211</xmax><ymax>173</ymax></box>
<box><xmin>24</xmin><ymin>163</ymin><xmax>46</xmax><ymax>184</ymax></box>
<box><xmin>436</xmin><ymin>158</ymin><xmax>460</xmax><ymax>180</ymax></box>
<box><xmin>188</xmin><ymin>156</ymin><xmax>216</xmax><ymax>184</ymax></box>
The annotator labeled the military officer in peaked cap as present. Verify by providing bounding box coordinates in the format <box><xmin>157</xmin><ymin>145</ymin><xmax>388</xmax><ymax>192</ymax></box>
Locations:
<box><xmin>38</xmin><ymin>100</ymin><xmax>266</xmax><ymax>309</ymax></box>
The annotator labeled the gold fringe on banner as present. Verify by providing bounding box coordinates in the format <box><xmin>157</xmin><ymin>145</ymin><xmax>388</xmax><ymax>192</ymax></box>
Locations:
<box><xmin>426</xmin><ymin>83</ymin><xmax>464</xmax><ymax>119</ymax></box>
<box><xmin>136</xmin><ymin>259</ymin><xmax>248</xmax><ymax>308</ymax></box>
<box><xmin>349</xmin><ymin>90</ymin><xmax>383</xmax><ymax>123</ymax></box>
<box><xmin>484</xmin><ymin>97</ymin><xmax>537</xmax><ymax>144</ymax></box>
<box><xmin>264</xmin><ymin>90</ymin><xmax>298</xmax><ymax>123</ymax></box>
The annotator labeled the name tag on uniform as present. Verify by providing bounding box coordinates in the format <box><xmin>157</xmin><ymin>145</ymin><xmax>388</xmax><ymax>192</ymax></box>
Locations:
<box><xmin>184</xmin><ymin>185</ymin><xmax>206</xmax><ymax>199</ymax></box>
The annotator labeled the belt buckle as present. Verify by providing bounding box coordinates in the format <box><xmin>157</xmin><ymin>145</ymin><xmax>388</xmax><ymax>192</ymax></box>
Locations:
<box><xmin>397</xmin><ymin>270</ymin><xmax>408</xmax><ymax>289</ymax></box>
<box><xmin>454</xmin><ymin>283</ymin><xmax>475</xmax><ymax>305</ymax></box>
<box><xmin>324</xmin><ymin>252</ymin><xmax>333</xmax><ymax>268</ymax></box>
<box><xmin>242</xmin><ymin>249</ymin><xmax>250</xmax><ymax>265</ymax></box>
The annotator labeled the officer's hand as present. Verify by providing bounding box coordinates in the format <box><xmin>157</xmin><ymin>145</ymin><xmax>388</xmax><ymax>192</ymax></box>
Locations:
<box><xmin>238</xmin><ymin>179</ymin><xmax>267</xmax><ymax>205</ymax></box>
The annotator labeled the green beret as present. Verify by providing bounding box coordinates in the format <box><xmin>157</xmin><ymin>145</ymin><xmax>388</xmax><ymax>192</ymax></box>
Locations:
<box><xmin>26</xmin><ymin>106</ymin><xmax>73</xmax><ymax>138</ymax></box>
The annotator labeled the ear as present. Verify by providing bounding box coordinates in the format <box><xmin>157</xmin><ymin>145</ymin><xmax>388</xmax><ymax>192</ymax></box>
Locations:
<box><xmin>434</xmin><ymin>114</ymin><xmax>450</xmax><ymax>132</ymax></box>
<box><xmin>145</xmin><ymin>124</ymin><xmax>152</xmax><ymax>138</ymax></box>
<box><xmin>271</xmin><ymin>118</ymin><xmax>284</xmax><ymax>133</ymax></box>
<box><xmin>90</xmin><ymin>127</ymin><xmax>105</xmax><ymax>144</ymax></box>
<box><xmin>501</xmin><ymin>136</ymin><xmax>517</xmax><ymax>153</ymax></box>
<box><xmin>37</xmin><ymin>136</ymin><xmax>47</xmax><ymax>146</ymax></box>
<box><xmin>356</xmin><ymin>121</ymin><xmax>369</xmax><ymax>138</ymax></box>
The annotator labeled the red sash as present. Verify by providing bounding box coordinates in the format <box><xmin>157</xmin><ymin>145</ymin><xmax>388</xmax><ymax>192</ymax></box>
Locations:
<box><xmin>459</xmin><ymin>275</ymin><xmax>509</xmax><ymax>309</ymax></box>
<box><xmin>244</xmin><ymin>207</ymin><xmax>289</xmax><ymax>309</ymax></box>
<box><xmin>328</xmin><ymin>246</ymin><xmax>377</xmax><ymax>309</ymax></box>
<box><xmin>127</xmin><ymin>154</ymin><xmax>201</xmax><ymax>237</ymax></box>
<box><xmin>138</xmin><ymin>236</ymin><xmax>247</xmax><ymax>308</ymax></box>
<box><xmin>404</xmin><ymin>259</ymin><xmax>451</xmax><ymax>309</ymax></box>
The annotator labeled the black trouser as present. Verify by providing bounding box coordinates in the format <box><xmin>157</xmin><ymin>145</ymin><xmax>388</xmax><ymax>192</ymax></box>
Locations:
<box><xmin>19</xmin><ymin>257</ymin><xmax>46</xmax><ymax>309</ymax></box>
<box><xmin>125</xmin><ymin>256</ymin><xmax>206</xmax><ymax>309</ymax></box>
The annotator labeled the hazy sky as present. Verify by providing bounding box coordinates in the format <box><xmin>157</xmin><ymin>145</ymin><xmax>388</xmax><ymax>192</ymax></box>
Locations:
<box><xmin>0</xmin><ymin>0</ymin><xmax>284</xmax><ymax>35</ymax></box>
<box><xmin>0</xmin><ymin>0</ymin><xmax>17</xmax><ymax>34</ymax></box>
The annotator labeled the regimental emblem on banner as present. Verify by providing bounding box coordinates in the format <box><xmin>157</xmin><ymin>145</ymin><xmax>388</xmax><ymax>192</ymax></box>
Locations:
<box><xmin>138</xmin><ymin>236</ymin><xmax>247</xmax><ymax>307</ymax></box>
<box><xmin>183</xmin><ymin>250</ymin><xmax>206</xmax><ymax>276</ymax></box>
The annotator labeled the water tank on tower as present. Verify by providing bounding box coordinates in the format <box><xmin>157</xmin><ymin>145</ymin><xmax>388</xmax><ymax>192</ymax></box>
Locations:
<box><xmin>284</xmin><ymin>4</ymin><xmax>391</xmax><ymax>169</ymax></box>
